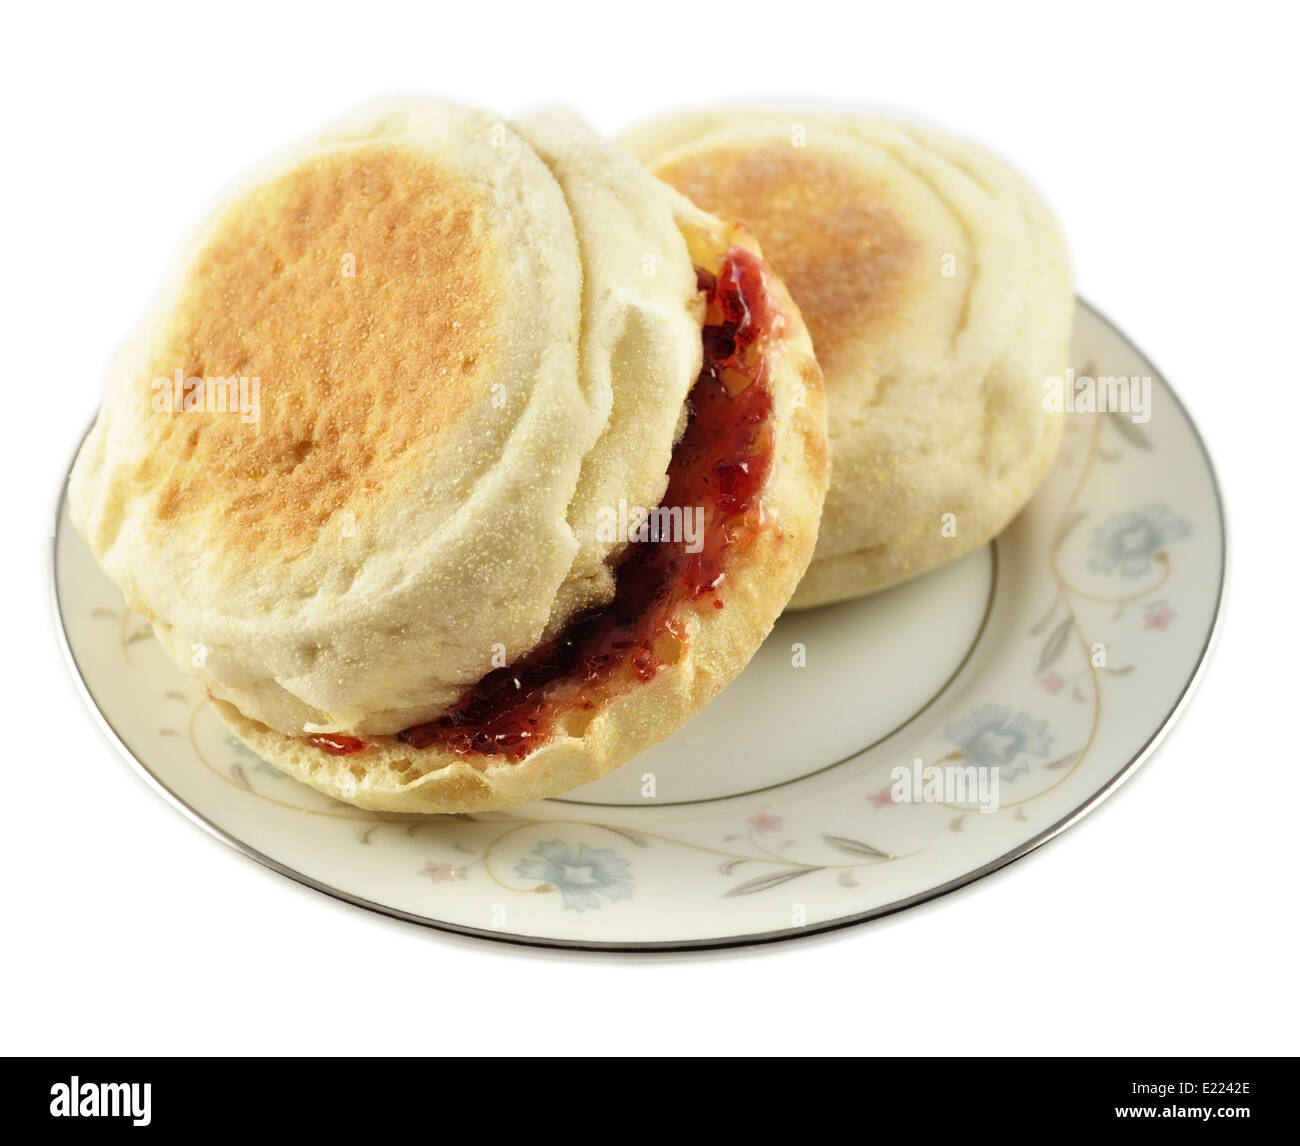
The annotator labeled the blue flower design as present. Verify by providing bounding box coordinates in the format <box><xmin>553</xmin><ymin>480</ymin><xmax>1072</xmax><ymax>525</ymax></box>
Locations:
<box><xmin>1088</xmin><ymin>504</ymin><xmax>1190</xmax><ymax>577</ymax></box>
<box><xmin>515</xmin><ymin>841</ymin><xmax>633</xmax><ymax>912</ymax></box>
<box><xmin>944</xmin><ymin>704</ymin><xmax>1053</xmax><ymax>781</ymax></box>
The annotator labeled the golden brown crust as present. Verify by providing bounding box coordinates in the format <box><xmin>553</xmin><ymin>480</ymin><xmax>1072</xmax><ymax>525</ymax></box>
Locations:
<box><xmin>146</xmin><ymin>146</ymin><xmax>499</xmax><ymax>562</ymax></box>
<box><xmin>656</xmin><ymin>145</ymin><xmax>921</xmax><ymax>377</ymax></box>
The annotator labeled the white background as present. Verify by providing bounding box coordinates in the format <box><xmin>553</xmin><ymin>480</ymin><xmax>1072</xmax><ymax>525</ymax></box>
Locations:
<box><xmin>5</xmin><ymin>1</ymin><xmax>1296</xmax><ymax>1056</ymax></box>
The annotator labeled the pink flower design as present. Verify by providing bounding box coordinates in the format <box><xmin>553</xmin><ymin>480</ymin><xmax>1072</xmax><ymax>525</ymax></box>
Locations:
<box><xmin>418</xmin><ymin>861</ymin><xmax>456</xmax><ymax>883</ymax></box>
<box><xmin>1145</xmin><ymin>605</ymin><xmax>1177</xmax><ymax>630</ymax></box>
<box><xmin>748</xmin><ymin>812</ymin><xmax>783</xmax><ymax>832</ymax></box>
<box><xmin>1040</xmin><ymin>671</ymin><xmax>1065</xmax><ymax>694</ymax></box>
<box><xmin>868</xmin><ymin>785</ymin><xmax>896</xmax><ymax>808</ymax></box>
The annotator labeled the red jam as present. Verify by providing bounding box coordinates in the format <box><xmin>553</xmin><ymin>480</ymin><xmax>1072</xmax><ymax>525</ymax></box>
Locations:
<box><xmin>335</xmin><ymin>246</ymin><xmax>780</xmax><ymax>762</ymax></box>
<box><xmin>308</xmin><ymin>733</ymin><xmax>367</xmax><ymax>756</ymax></box>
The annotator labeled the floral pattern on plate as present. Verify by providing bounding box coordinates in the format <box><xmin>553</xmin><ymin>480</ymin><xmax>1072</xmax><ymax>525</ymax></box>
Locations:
<box><xmin>55</xmin><ymin>303</ymin><xmax>1225</xmax><ymax>947</ymax></box>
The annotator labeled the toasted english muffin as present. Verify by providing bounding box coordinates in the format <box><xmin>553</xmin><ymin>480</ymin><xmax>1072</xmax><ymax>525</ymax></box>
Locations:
<box><xmin>622</xmin><ymin>108</ymin><xmax>1073</xmax><ymax>607</ymax></box>
<box><xmin>70</xmin><ymin>97</ymin><xmax>828</xmax><ymax>812</ymax></box>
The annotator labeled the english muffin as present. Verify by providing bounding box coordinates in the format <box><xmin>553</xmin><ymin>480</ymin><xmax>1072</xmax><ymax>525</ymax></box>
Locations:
<box><xmin>70</xmin><ymin>98</ymin><xmax>829</xmax><ymax>812</ymax></box>
<box><xmin>623</xmin><ymin>108</ymin><xmax>1072</xmax><ymax>607</ymax></box>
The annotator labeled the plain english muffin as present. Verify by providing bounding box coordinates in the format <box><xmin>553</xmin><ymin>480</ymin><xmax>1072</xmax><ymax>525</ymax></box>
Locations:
<box><xmin>70</xmin><ymin>97</ymin><xmax>829</xmax><ymax>812</ymax></box>
<box><xmin>622</xmin><ymin>108</ymin><xmax>1073</xmax><ymax>607</ymax></box>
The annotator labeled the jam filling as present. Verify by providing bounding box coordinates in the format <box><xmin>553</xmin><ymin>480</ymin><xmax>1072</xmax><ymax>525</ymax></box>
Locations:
<box><xmin>308</xmin><ymin>245</ymin><xmax>781</xmax><ymax>761</ymax></box>
<box><xmin>307</xmin><ymin>733</ymin><xmax>367</xmax><ymax>756</ymax></box>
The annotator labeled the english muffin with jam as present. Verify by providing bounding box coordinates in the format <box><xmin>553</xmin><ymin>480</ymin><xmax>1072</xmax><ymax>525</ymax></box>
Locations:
<box><xmin>69</xmin><ymin>98</ymin><xmax>829</xmax><ymax>812</ymax></box>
